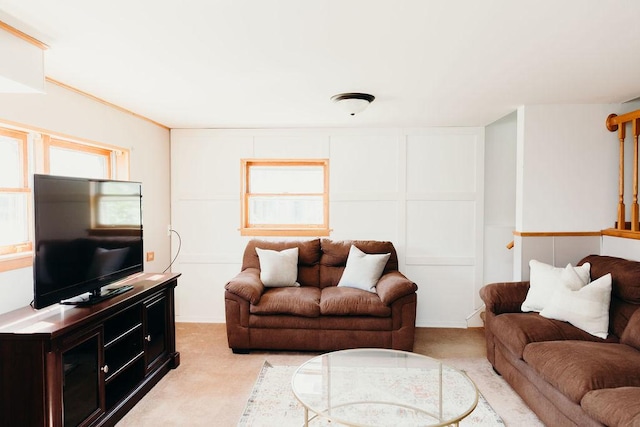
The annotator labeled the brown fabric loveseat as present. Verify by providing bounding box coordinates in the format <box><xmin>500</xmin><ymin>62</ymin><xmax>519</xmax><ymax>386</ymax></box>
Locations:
<box><xmin>480</xmin><ymin>255</ymin><xmax>640</xmax><ymax>426</ymax></box>
<box><xmin>224</xmin><ymin>239</ymin><xmax>418</xmax><ymax>353</ymax></box>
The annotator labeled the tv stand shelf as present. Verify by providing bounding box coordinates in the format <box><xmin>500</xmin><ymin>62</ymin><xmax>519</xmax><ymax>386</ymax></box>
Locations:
<box><xmin>0</xmin><ymin>273</ymin><xmax>180</xmax><ymax>427</ymax></box>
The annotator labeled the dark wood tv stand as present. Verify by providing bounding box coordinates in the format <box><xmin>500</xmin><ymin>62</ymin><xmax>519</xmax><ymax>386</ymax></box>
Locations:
<box><xmin>0</xmin><ymin>273</ymin><xmax>180</xmax><ymax>427</ymax></box>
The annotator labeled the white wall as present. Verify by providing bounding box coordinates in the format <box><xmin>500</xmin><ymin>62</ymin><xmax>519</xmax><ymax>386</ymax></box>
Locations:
<box><xmin>484</xmin><ymin>112</ymin><xmax>516</xmax><ymax>284</ymax></box>
<box><xmin>0</xmin><ymin>27</ymin><xmax>44</xmax><ymax>93</ymax></box>
<box><xmin>516</xmin><ymin>104</ymin><xmax>621</xmax><ymax>232</ymax></box>
<box><xmin>171</xmin><ymin>127</ymin><xmax>485</xmax><ymax>327</ymax></box>
<box><xmin>513</xmin><ymin>103</ymin><xmax>640</xmax><ymax>278</ymax></box>
<box><xmin>0</xmin><ymin>81</ymin><xmax>171</xmax><ymax>315</ymax></box>
<box><xmin>602</xmin><ymin>236</ymin><xmax>640</xmax><ymax>260</ymax></box>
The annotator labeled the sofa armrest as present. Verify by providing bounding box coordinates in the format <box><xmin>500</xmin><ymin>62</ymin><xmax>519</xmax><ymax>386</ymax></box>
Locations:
<box><xmin>225</xmin><ymin>267</ymin><xmax>264</xmax><ymax>304</ymax></box>
<box><xmin>479</xmin><ymin>281</ymin><xmax>530</xmax><ymax>315</ymax></box>
<box><xmin>377</xmin><ymin>271</ymin><xmax>418</xmax><ymax>305</ymax></box>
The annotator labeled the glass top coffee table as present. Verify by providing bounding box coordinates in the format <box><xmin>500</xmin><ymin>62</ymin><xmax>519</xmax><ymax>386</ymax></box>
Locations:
<box><xmin>291</xmin><ymin>348</ymin><xmax>478</xmax><ymax>427</ymax></box>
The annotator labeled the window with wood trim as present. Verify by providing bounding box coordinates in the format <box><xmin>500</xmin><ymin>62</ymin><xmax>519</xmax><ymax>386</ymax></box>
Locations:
<box><xmin>0</xmin><ymin>128</ymin><xmax>32</xmax><ymax>258</ymax></box>
<box><xmin>0</xmin><ymin>124</ymin><xmax>130</xmax><ymax>273</ymax></box>
<box><xmin>241</xmin><ymin>159</ymin><xmax>330</xmax><ymax>236</ymax></box>
<box><xmin>45</xmin><ymin>137</ymin><xmax>112</xmax><ymax>179</ymax></box>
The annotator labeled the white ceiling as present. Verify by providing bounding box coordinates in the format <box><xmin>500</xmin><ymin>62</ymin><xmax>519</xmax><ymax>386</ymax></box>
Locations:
<box><xmin>1</xmin><ymin>0</ymin><xmax>640</xmax><ymax>129</ymax></box>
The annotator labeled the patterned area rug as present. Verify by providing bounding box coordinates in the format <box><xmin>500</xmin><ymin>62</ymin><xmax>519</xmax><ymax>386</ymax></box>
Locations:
<box><xmin>238</xmin><ymin>361</ymin><xmax>505</xmax><ymax>426</ymax></box>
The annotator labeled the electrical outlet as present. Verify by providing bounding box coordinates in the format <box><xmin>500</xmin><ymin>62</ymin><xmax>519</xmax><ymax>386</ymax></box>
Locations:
<box><xmin>167</xmin><ymin>225</ymin><xmax>172</xmax><ymax>236</ymax></box>
<box><xmin>146</xmin><ymin>252</ymin><xmax>155</xmax><ymax>262</ymax></box>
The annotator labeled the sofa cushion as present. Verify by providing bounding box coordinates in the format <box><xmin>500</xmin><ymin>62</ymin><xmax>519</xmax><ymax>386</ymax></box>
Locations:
<box><xmin>337</xmin><ymin>245</ymin><xmax>390</xmax><ymax>293</ymax></box>
<box><xmin>320</xmin><ymin>239</ymin><xmax>398</xmax><ymax>288</ymax></box>
<box><xmin>521</xmin><ymin>260</ymin><xmax>591</xmax><ymax>312</ymax></box>
<box><xmin>242</xmin><ymin>239</ymin><xmax>321</xmax><ymax>287</ymax></box>
<box><xmin>250</xmin><ymin>287</ymin><xmax>321</xmax><ymax>317</ymax></box>
<box><xmin>540</xmin><ymin>273</ymin><xmax>612</xmax><ymax>339</ymax></box>
<box><xmin>580</xmin><ymin>255</ymin><xmax>640</xmax><ymax>304</ymax></box>
<box><xmin>256</xmin><ymin>247</ymin><xmax>300</xmax><ymax>287</ymax></box>
<box><xmin>581</xmin><ymin>387</ymin><xmax>640</xmax><ymax>427</ymax></box>
<box><xmin>492</xmin><ymin>312</ymin><xmax>615</xmax><ymax>359</ymax></box>
<box><xmin>523</xmin><ymin>341</ymin><xmax>640</xmax><ymax>403</ymax></box>
<box><xmin>319</xmin><ymin>287</ymin><xmax>391</xmax><ymax>317</ymax></box>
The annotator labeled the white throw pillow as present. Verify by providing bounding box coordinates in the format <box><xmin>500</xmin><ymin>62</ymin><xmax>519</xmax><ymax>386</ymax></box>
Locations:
<box><xmin>540</xmin><ymin>273</ymin><xmax>612</xmax><ymax>339</ymax></box>
<box><xmin>337</xmin><ymin>245</ymin><xmax>391</xmax><ymax>293</ymax></box>
<box><xmin>256</xmin><ymin>247</ymin><xmax>300</xmax><ymax>287</ymax></box>
<box><xmin>521</xmin><ymin>260</ymin><xmax>591</xmax><ymax>312</ymax></box>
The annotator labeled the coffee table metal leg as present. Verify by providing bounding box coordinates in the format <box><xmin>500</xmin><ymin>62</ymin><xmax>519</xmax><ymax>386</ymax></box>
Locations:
<box><xmin>304</xmin><ymin>406</ymin><xmax>309</xmax><ymax>427</ymax></box>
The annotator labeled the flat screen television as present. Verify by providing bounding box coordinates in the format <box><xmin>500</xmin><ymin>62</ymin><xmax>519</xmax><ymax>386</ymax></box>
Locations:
<box><xmin>33</xmin><ymin>174</ymin><xmax>143</xmax><ymax>309</ymax></box>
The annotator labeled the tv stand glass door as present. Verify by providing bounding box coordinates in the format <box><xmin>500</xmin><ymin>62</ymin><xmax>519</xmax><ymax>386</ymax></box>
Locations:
<box><xmin>62</xmin><ymin>328</ymin><xmax>104</xmax><ymax>427</ymax></box>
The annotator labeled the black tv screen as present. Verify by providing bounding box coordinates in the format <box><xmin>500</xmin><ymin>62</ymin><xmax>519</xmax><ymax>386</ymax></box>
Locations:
<box><xmin>33</xmin><ymin>174</ymin><xmax>143</xmax><ymax>309</ymax></box>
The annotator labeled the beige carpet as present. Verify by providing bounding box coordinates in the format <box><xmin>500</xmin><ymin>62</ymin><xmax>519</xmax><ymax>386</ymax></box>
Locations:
<box><xmin>116</xmin><ymin>324</ymin><xmax>542</xmax><ymax>426</ymax></box>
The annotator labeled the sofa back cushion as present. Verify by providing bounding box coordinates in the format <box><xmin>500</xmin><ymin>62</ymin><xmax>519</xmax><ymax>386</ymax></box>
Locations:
<box><xmin>580</xmin><ymin>255</ymin><xmax>640</xmax><ymax>303</ymax></box>
<box><xmin>242</xmin><ymin>239</ymin><xmax>321</xmax><ymax>287</ymax></box>
<box><xmin>319</xmin><ymin>239</ymin><xmax>398</xmax><ymax>289</ymax></box>
<box><xmin>620</xmin><ymin>306</ymin><xmax>640</xmax><ymax>351</ymax></box>
<box><xmin>579</xmin><ymin>255</ymin><xmax>640</xmax><ymax>338</ymax></box>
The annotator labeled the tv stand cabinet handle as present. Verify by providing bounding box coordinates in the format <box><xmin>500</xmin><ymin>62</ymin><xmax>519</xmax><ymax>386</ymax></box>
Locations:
<box><xmin>101</xmin><ymin>365</ymin><xmax>109</xmax><ymax>374</ymax></box>
<box><xmin>145</xmin><ymin>335</ymin><xmax>151</xmax><ymax>342</ymax></box>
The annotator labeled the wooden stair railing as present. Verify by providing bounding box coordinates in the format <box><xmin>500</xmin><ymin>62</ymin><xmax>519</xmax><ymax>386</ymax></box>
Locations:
<box><xmin>607</xmin><ymin>110</ymin><xmax>640</xmax><ymax>231</ymax></box>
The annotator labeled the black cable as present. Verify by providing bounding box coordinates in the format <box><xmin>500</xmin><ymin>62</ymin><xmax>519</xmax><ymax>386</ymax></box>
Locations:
<box><xmin>163</xmin><ymin>229</ymin><xmax>182</xmax><ymax>273</ymax></box>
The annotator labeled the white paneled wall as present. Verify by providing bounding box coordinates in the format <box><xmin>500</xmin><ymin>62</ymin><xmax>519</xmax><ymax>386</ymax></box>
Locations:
<box><xmin>170</xmin><ymin>127</ymin><xmax>484</xmax><ymax>327</ymax></box>
<box><xmin>404</xmin><ymin>129</ymin><xmax>484</xmax><ymax>326</ymax></box>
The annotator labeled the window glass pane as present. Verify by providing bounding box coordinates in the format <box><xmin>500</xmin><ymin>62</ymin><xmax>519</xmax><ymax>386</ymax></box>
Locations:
<box><xmin>97</xmin><ymin>182</ymin><xmax>136</xmax><ymax>195</ymax></box>
<box><xmin>249</xmin><ymin>196</ymin><xmax>324</xmax><ymax>225</ymax></box>
<box><xmin>50</xmin><ymin>146</ymin><xmax>108</xmax><ymax>179</ymax></box>
<box><xmin>0</xmin><ymin>193</ymin><xmax>29</xmax><ymax>245</ymax></box>
<box><xmin>97</xmin><ymin>197</ymin><xmax>141</xmax><ymax>226</ymax></box>
<box><xmin>94</xmin><ymin>182</ymin><xmax>141</xmax><ymax>227</ymax></box>
<box><xmin>250</xmin><ymin>166</ymin><xmax>324</xmax><ymax>194</ymax></box>
<box><xmin>0</xmin><ymin>136</ymin><xmax>22</xmax><ymax>188</ymax></box>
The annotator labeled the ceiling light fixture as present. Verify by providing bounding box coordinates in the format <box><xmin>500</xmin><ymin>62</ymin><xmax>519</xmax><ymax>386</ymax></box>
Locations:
<box><xmin>331</xmin><ymin>92</ymin><xmax>375</xmax><ymax>116</ymax></box>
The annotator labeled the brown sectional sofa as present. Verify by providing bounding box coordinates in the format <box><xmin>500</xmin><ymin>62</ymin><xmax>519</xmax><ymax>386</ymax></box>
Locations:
<box><xmin>224</xmin><ymin>239</ymin><xmax>418</xmax><ymax>353</ymax></box>
<box><xmin>480</xmin><ymin>255</ymin><xmax>640</xmax><ymax>426</ymax></box>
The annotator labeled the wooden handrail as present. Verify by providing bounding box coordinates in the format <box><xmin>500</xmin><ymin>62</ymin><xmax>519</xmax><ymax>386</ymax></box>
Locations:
<box><xmin>607</xmin><ymin>110</ymin><xmax>640</xmax><ymax>231</ymax></box>
<box><xmin>510</xmin><ymin>229</ymin><xmax>640</xmax><ymax>241</ymax></box>
<box><xmin>513</xmin><ymin>231</ymin><xmax>601</xmax><ymax>237</ymax></box>
<box><xmin>606</xmin><ymin>110</ymin><xmax>640</xmax><ymax>131</ymax></box>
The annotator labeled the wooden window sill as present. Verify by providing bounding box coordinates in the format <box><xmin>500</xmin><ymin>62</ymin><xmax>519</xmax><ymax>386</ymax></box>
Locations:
<box><xmin>240</xmin><ymin>228</ymin><xmax>331</xmax><ymax>237</ymax></box>
<box><xmin>0</xmin><ymin>253</ymin><xmax>33</xmax><ymax>273</ymax></box>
